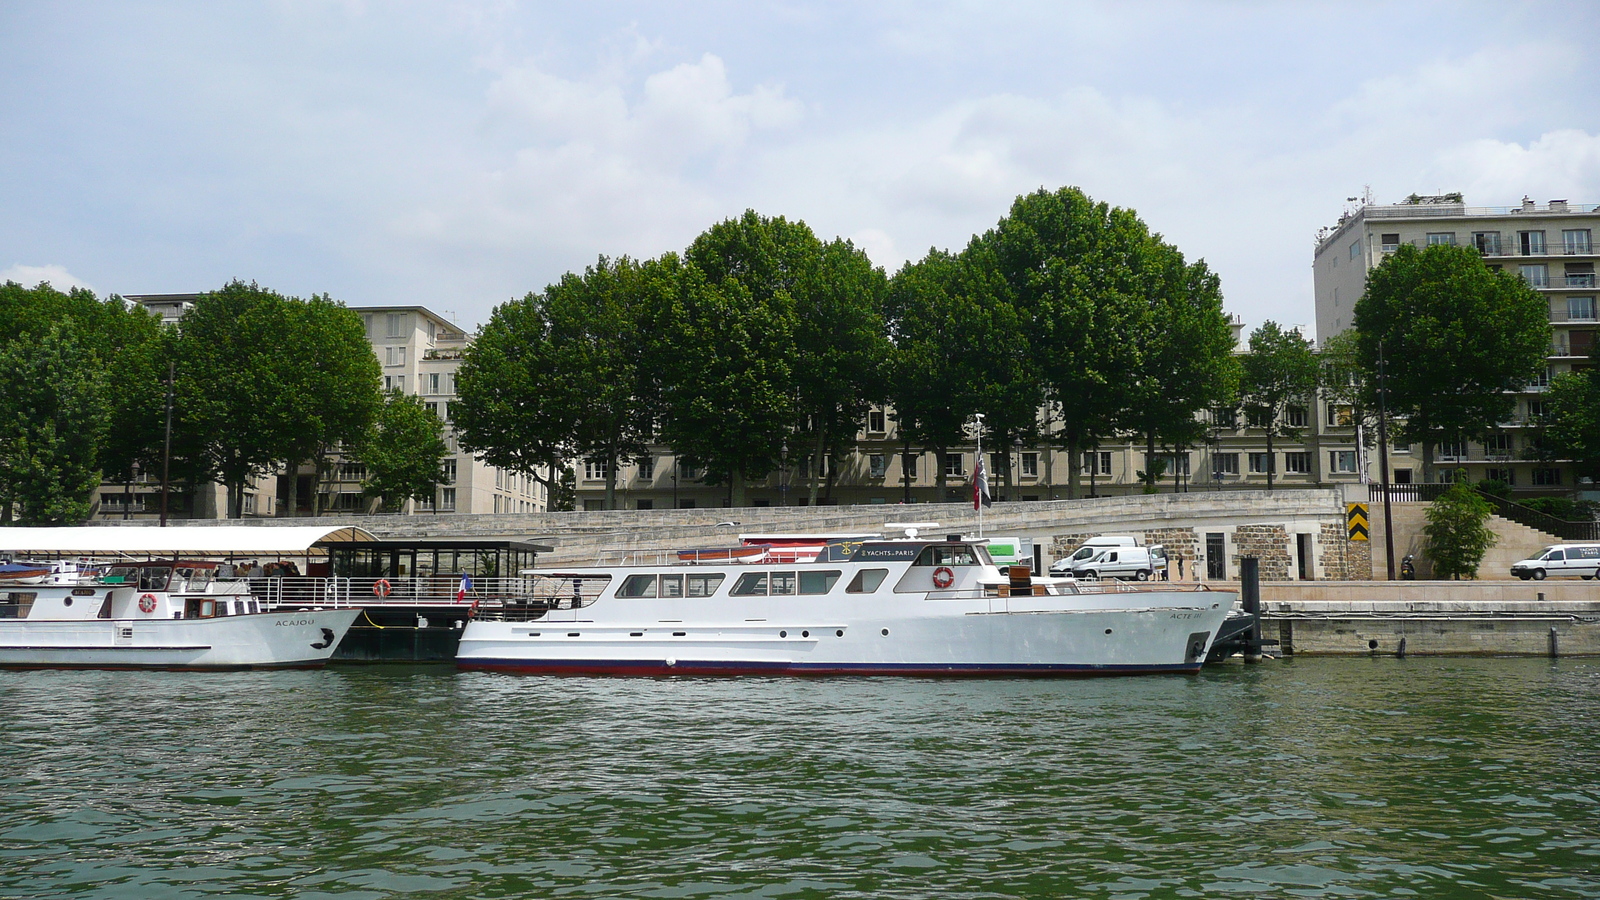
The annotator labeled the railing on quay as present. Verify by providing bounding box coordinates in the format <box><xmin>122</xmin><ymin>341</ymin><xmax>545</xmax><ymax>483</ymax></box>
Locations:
<box><xmin>1367</xmin><ymin>484</ymin><xmax>1600</xmax><ymax>542</ymax></box>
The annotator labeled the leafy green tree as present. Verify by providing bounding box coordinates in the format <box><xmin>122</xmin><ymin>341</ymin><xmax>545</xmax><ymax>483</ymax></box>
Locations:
<box><xmin>656</xmin><ymin>246</ymin><xmax>795</xmax><ymax>507</ymax></box>
<box><xmin>885</xmin><ymin>249</ymin><xmax>969</xmax><ymax>493</ymax></box>
<box><xmin>456</xmin><ymin>256</ymin><xmax>658</xmax><ymax>510</ymax></box>
<box><xmin>349</xmin><ymin>391</ymin><xmax>449</xmax><ymax>512</ymax></box>
<box><xmin>283</xmin><ymin>296</ymin><xmax>382</xmax><ymax>516</ymax></box>
<box><xmin>1424</xmin><ymin>472</ymin><xmax>1497</xmax><ymax>579</ymax></box>
<box><xmin>173</xmin><ymin>281</ymin><xmax>380</xmax><ymax>518</ymax></box>
<box><xmin>1318</xmin><ymin>330</ymin><xmax>1379</xmax><ymax>477</ymax></box>
<box><xmin>1117</xmin><ymin>237</ymin><xmax>1238</xmax><ymax>491</ymax></box>
<box><xmin>1542</xmin><ymin>355</ymin><xmax>1600</xmax><ymax>484</ymax></box>
<box><xmin>1239</xmin><ymin>321</ymin><xmax>1319</xmax><ymax>490</ymax></box>
<box><xmin>0</xmin><ymin>323</ymin><xmax>110</xmax><ymax>524</ymax></box>
<box><xmin>979</xmin><ymin>187</ymin><xmax>1149</xmax><ymax>498</ymax></box>
<box><xmin>792</xmin><ymin>237</ymin><xmax>890</xmax><ymax>505</ymax></box>
<box><xmin>1353</xmin><ymin>243</ymin><xmax>1550</xmax><ymax>482</ymax></box>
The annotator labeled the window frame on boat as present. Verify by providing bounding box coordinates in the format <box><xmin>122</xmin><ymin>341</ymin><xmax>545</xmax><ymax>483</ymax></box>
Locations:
<box><xmin>730</xmin><ymin>570</ymin><xmax>843</xmax><ymax>597</ymax></box>
<box><xmin>616</xmin><ymin>572</ymin><xmax>726</xmax><ymax>599</ymax></box>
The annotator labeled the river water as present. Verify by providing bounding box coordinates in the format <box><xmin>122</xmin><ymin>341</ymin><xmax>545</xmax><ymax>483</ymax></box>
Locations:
<box><xmin>3</xmin><ymin>658</ymin><xmax>1599</xmax><ymax>899</ymax></box>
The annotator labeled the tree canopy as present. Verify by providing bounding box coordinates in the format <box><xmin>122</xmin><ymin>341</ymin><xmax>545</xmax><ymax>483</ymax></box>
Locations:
<box><xmin>349</xmin><ymin>391</ymin><xmax>449</xmax><ymax>512</ymax></box>
<box><xmin>1353</xmin><ymin>243</ymin><xmax>1550</xmax><ymax>481</ymax></box>
<box><xmin>1424</xmin><ymin>473</ymin><xmax>1497</xmax><ymax>579</ymax></box>
<box><xmin>1239</xmin><ymin>321</ymin><xmax>1319</xmax><ymax>490</ymax></box>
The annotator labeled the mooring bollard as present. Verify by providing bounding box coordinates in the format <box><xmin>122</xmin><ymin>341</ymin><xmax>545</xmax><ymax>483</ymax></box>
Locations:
<box><xmin>1397</xmin><ymin>636</ymin><xmax>1407</xmax><ymax>658</ymax></box>
<box><xmin>1550</xmin><ymin>626</ymin><xmax>1559</xmax><ymax>659</ymax></box>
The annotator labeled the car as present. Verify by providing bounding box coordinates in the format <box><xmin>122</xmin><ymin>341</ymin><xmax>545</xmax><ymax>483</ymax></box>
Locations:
<box><xmin>1509</xmin><ymin>544</ymin><xmax>1600</xmax><ymax>581</ymax></box>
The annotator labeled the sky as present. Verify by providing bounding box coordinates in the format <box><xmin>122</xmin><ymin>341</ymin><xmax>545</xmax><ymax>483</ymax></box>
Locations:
<box><xmin>3</xmin><ymin>1</ymin><xmax>1599</xmax><ymax>337</ymax></box>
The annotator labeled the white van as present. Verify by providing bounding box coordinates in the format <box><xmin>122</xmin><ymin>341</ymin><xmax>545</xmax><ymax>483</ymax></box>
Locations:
<box><xmin>1510</xmin><ymin>544</ymin><xmax>1600</xmax><ymax>580</ymax></box>
<box><xmin>1050</xmin><ymin>536</ymin><xmax>1138</xmax><ymax>575</ymax></box>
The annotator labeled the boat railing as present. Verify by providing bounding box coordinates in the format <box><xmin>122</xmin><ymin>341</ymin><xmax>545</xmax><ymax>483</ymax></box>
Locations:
<box><xmin>593</xmin><ymin>546</ymin><xmax>781</xmax><ymax>566</ymax></box>
<box><xmin>250</xmin><ymin>576</ymin><xmax>552</xmax><ymax>610</ymax></box>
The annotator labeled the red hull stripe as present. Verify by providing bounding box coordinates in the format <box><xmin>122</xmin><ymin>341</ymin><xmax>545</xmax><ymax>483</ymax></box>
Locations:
<box><xmin>456</xmin><ymin>658</ymin><xmax>1201</xmax><ymax>677</ymax></box>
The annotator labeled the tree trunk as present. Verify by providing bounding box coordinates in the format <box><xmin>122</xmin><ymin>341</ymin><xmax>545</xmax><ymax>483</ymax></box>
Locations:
<box><xmin>808</xmin><ymin>429</ymin><xmax>826</xmax><ymax>506</ymax></box>
<box><xmin>730</xmin><ymin>469</ymin><xmax>745</xmax><ymax>508</ymax></box>
<box><xmin>1064</xmin><ymin>430</ymin><xmax>1081</xmax><ymax>500</ymax></box>
<box><xmin>1265</xmin><ymin>425</ymin><xmax>1276</xmax><ymax>491</ymax></box>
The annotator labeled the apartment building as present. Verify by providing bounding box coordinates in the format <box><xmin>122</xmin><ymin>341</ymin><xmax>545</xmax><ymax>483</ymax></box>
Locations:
<box><xmin>1313</xmin><ymin>195</ymin><xmax>1599</xmax><ymax>491</ymax></box>
<box><xmin>94</xmin><ymin>297</ymin><xmax>546</xmax><ymax>519</ymax></box>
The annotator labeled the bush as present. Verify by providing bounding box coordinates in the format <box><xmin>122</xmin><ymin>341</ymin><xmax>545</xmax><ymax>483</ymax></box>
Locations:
<box><xmin>1425</xmin><ymin>471</ymin><xmax>1497</xmax><ymax>579</ymax></box>
<box><xmin>1475</xmin><ymin>479</ymin><xmax>1512</xmax><ymax>500</ymax></box>
<box><xmin>1522</xmin><ymin>496</ymin><xmax>1581</xmax><ymax>520</ymax></box>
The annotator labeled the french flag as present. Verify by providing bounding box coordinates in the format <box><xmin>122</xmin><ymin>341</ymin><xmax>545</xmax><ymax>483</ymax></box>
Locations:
<box><xmin>457</xmin><ymin>573</ymin><xmax>472</xmax><ymax>603</ymax></box>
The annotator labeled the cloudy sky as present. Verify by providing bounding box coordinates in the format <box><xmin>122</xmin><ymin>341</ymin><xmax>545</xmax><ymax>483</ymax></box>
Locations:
<box><xmin>4</xmin><ymin>1</ymin><xmax>1598</xmax><ymax>336</ymax></box>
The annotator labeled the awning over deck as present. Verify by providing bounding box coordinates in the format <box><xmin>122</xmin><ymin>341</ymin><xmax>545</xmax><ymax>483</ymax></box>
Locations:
<box><xmin>0</xmin><ymin>525</ymin><xmax>379</xmax><ymax>556</ymax></box>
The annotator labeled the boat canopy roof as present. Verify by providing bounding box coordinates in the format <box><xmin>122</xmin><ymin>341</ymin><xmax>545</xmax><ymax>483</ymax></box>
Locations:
<box><xmin>0</xmin><ymin>525</ymin><xmax>378</xmax><ymax>556</ymax></box>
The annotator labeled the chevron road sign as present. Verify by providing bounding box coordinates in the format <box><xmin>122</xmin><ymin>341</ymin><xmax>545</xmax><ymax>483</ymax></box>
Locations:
<box><xmin>1347</xmin><ymin>502</ymin><xmax>1370</xmax><ymax>541</ymax></box>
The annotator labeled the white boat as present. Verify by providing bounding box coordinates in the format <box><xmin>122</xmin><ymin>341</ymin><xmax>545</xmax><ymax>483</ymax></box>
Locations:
<box><xmin>457</xmin><ymin>529</ymin><xmax>1237</xmax><ymax>677</ymax></box>
<box><xmin>0</xmin><ymin>526</ymin><xmax>371</xmax><ymax>669</ymax></box>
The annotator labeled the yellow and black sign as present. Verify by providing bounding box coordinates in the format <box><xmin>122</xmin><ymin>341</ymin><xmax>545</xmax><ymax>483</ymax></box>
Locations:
<box><xmin>1346</xmin><ymin>502</ymin><xmax>1370</xmax><ymax>541</ymax></box>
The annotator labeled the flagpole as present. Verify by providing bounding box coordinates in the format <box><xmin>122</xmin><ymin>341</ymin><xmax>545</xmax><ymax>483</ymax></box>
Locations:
<box><xmin>974</xmin><ymin>413</ymin><xmax>985</xmax><ymax>538</ymax></box>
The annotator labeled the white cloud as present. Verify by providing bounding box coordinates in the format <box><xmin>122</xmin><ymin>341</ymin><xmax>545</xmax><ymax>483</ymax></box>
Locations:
<box><xmin>1427</xmin><ymin>130</ymin><xmax>1600</xmax><ymax>206</ymax></box>
<box><xmin>1</xmin><ymin>264</ymin><xmax>98</xmax><ymax>294</ymax></box>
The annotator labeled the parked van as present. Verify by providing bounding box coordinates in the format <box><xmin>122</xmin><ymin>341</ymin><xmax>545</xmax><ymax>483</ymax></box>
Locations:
<box><xmin>1510</xmin><ymin>544</ymin><xmax>1600</xmax><ymax>580</ymax></box>
<box><xmin>1049</xmin><ymin>535</ymin><xmax>1138</xmax><ymax>575</ymax></box>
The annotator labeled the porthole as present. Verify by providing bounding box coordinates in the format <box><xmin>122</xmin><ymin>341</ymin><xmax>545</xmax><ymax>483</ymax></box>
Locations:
<box><xmin>881</xmin><ymin>628</ymin><xmax>889</xmax><ymax>636</ymax></box>
<box><xmin>1104</xmin><ymin>628</ymin><xmax>1112</xmax><ymax>635</ymax></box>
<box><xmin>836</xmin><ymin>630</ymin><xmax>844</xmax><ymax>637</ymax></box>
<box><xmin>801</xmin><ymin>630</ymin><xmax>810</xmax><ymax>638</ymax></box>
<box><xmin>630</xmin><ymin>632</ymin><xmax>643</xmax><ymax>637</ymax></box>
<box><xmin>568</xmin><ymin>632</ymin><xmax>580</xmax><ymax>637</ymax></box>
<box><xmin>779</xmin><ymin>630</ymin><xmax>788</xmax><ymax>638</ymax></box>
<box><xmin>1368</xmin><ymin>639</ymin><xmax>1379</xmax><ymax>650</ymax></box>
<box><xmin>63</xmin><ymin>597</ymin><xmax>73</xmax><ymax>607</ymax></box>
<box><xmin>673</xmin><ymin>631</ymin><xmax>686</xmax><ymax>637</ymax></box>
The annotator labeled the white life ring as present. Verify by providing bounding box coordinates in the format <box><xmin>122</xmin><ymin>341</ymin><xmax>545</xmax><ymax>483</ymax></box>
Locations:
<box><xmin>138</xmin><ymin>594</ymin><xmax>157</xmax><ymax>613</ymax></box>
<box><xmin>373</xmin><ymin>579</ymin><xmax>393</xmax><ymax>598</ymax></box>
<box><xmin>932</xmin><ymin>566</ymin><xmax>955</xmax><ymax>588</ymax></box>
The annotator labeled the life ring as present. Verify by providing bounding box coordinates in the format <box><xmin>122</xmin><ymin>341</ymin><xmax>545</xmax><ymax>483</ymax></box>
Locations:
<box><xmin>138</xmin><ymin>594</ymin><xmax>157</xmax><ymax>613</ymax></box>
<box><xmin>373</xmin><ymin>579</ymin><xmax>393</xmax><ymax>598</ymax></box>
<box><xmin>932</xmin><ymin>566</ymin><xmax>955</xmax><ymax>588</ymax></box>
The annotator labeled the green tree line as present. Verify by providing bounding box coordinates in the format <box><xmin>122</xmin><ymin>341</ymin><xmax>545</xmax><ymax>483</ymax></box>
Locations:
<box><xmin>0</xmin><ymin>280</ymin><xmax>445</xmax><ymax>523</ymax></box>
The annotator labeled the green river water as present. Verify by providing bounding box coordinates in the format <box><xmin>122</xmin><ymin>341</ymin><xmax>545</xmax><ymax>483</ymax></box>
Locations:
<box><xmin>2</xmin><ymin>658</ymin><xmax>1598</xmax><ymax>899</ymax></box>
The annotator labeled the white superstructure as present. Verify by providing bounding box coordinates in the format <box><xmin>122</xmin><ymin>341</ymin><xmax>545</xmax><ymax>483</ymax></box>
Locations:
<box><xmin>457</xmin><ymin>533</ymin><xmax>1236</xmax><ymax>676</ymax></box>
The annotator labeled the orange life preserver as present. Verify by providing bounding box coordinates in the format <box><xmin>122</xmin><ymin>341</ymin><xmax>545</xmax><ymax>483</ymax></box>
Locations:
<box><xmin>932</xmin><ymin>566</ymin><xmax>955</xmax><ymax>588</ymax></box>
<box><xmin>373</xmin><ymin>579</ymin><xmax>393</xmax><ymax>598</ymax></box>
<box><xmin>138</xmin><ymin>594</ymin><xmax>157</xmax><ymax>613</ymax></box>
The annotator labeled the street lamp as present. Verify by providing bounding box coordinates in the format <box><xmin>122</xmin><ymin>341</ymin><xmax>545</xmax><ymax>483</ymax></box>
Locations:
<box><xmin>780</xmin><ymin>440</ymin><xmax>789</xmax><ymax>506</ymax></box>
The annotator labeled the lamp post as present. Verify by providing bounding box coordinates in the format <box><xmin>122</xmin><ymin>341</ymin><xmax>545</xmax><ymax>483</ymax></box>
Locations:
<box><xmin>780</xmin><ymin>440</ymin><xmax>789</xmax><ymax>506</ymax></box>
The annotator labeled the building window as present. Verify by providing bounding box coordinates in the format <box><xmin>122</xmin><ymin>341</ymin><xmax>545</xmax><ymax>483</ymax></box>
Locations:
<box><xmin>902</xmin><ymin>453</ymin><xmax>918</xmax><ymax>480</ymax></box>
<box><xmin>1249</xmin><ymin>452</ymin><xmax>1272</xmax><ymax>474</ymax></box>
<box><xmin>1485</xmin><ymin>433</ymin><xmax>1513</xmax><ymax>457</ymax></box>
<box><xmin>1520</xmin><ymin>231</ymin><xmax>1547</xmax><ymax>255</ymax></box>
<box><xmin>1438</xmin><ymin>441</ymin><xmax>1466</xmax><ymax>460</ymax></box>
<box><xmin>1571</xmin><ymin>331</ymin><xmax>1596</xmax><ymax>357</ymax></box>
<box><xmin>1380</xmin><ymin>233</ymin><xmax>1401</xmax><ymax>252</ymax></box>
<box><xmin>1287</xmin><ymin>406</ymin><xmax>1308</xmax><ymax>428</ymax></box>
<box><xmin>1521</xmin><ymin>264</ymin><xmax>1549</xmax><ymax>287</ymax></box>
<box><xmin>1570</xmin><ymin>297</ymin><xmax>1596</xmax><ymax>320</ymax></box>
<box><xmin>944</xmin><ymin>453</ymin><xmax>964</xmax><ymax>477</ymax></box>
<box><xmin>584</xmin><ymin>459</ymin><xmax>610</xmax><ymax>481</ymax></box>
<box><xmin>1212</xmin><ymin>453</ymin><xmax>1239</xmax><ymax>476</ymax></box>
<box><xmin>1533</xmin><ymin>467</ymin><xmax>1562</xmax><ymax>486</ymax></box>
<box><xmin>678</xmin><ymin>460</ymin><xmax>701</xmax><ymax>480</ymax></box>
<box><xmin>1329</xmin><ymin>450</ymin><xmax>1357</xmax><ymax>474</ymax></box>
<box><xmin>386</xmin><ymin>313</ymin><xmax>406</xmax><ymax>338</ymax></box>
<box><xmin>1084</xmin><ymin>451</ymin><xmax>1112</xmax><ymax>476</ymax></box>
<box><xmin>868</xmin><ymin>409</ymin><xmax>886</xmax><ymax>433</ymax></box>
<box><xmin>1021</xmin><ymin>452</ymin><xmax>1038</xmax><ymax>477</ymax></box>
<box><xmin>1350</xmin><ymin>241</ymin><xmax>1361</xmax><ymax>260</ymax></box>
<box><xmin>384</xmin><ymin>346</ymin><xmax>407</xmax><ymax>366</ymax></box>
<box><xmin>1473</xmin><ymin>232</ymin><xmax>1502</xmax><ymax>256</ymax></box>
<box><xmin>1245</xmin><ymin>406</ymin><xmax>1272</xmax><ymax>428</ymax></box>
<box><xmin>1153</xmin><ymin>453</ymin><xmax>1190</xmax><ymax>477</ymax></box>
<box><xmin>1564</xmin><ymin>229</ymin><xmax>1593</xmax><ymax>255</ymax></box>
<box><xmin>439</xmin><ymin>487</ymin><xmax>456</xmax><ymax>511</ymax></box>
<box><xmin>1212</xmin><ymin>407</ymin><xmax>1237</xmax><ymax>429</ymax></box>
<box><xmin>1426</xmin><ymin>232</ymin><xmax>1456</xmax><ymax>247</ymax></box>
<box><xmin>1527</xmin><ymin>399</ymin><xmax>1547</xmax><ymax>419</ymax></box>
<box><xmin>440</xmin><ymin>459</ymin><xmax>456</xmax><ymax>485</ymax></box>
<box><xmin>1534</xmin><ymin>366</ymin><xmax>1552</xmax><ymax>388</ymax></box>
<box><xmin>1326</xmin><ymin>404</ymin><xmax>1353</xmax><ymax>427</ymax></box>
<box><xmin>424</xmin><ymin>372</ymin><xmax>442</xmax><ymax>394</ymax></box>
<box><xmin>1568</xmin><ymin>265</ymin><xmax>1597</xmax><ymax>288</ymax></box>
<box><xmin>636</xmin><ymin>499</ymin><xmax>653</xmax><ymax>510</ymax></box>
<box><xmin>383</xmin><ymin>374</ymin><xmax>406</xmax><ymax>393</ymax></box>
<box><xmin>1284</xmin><ymin>452</ymin><xmax>1310</xmax><ymax>474</ymax></box>
<box><xmin>637</xmin><ymin>456</ymin><xmax>655</xmax><ymax>481</ymax></box>
<box><xmin>869</xmin><ymin>454</ymin><xmax>887</xmax><ymax>478</ymax></box>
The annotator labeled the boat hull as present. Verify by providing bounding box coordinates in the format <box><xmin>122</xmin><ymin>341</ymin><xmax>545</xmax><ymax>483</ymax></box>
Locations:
<box><xmin>0</xmin><ymin>609</ymin><xmax>361</xmax><ymax>669</ymax></box>
<box><xmin>457</xmin><ymin>594</ymin><xmax>1230</xmax><ymax>677</ymax></box>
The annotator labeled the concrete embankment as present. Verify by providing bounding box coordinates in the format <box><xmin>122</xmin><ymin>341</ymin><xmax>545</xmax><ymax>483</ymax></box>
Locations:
<box><xmin>1250</xmin><ymin>580</ymin><xmax>1600</xmax><ymax>657</ymax></box>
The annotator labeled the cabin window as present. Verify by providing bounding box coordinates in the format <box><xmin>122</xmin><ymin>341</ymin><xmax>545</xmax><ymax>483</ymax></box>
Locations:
<box><xmin>617</xmin><ymin>575</ymin><xmax>659</xmax><ymax>598</ymax></box>
<box><xmin>913</xmin><ymin>545</ymin><xmax>980</xmax><ymax>567</ymax></box>
<box><xmin>139</xmin><ymin>568</ymin><xmax>172</xmax><ymax>591</ymax></box>
<box><xmin>686</xmin><ymin>574</ymin><xmax>724</xmax><ymax>597</ymax></box>
<box><xmin>798</xmin><ymin>571</ymin><xmax>841</xmax><ymax>595</ymax></box>
<box><xmin>769</xmin><ymin>572</ymin><xmax>797</xmax><ymax>595</ymax></box>
<box><xmin>660</xmin><ymin>574</ymin><xmax>684</xmax><ymax>598</ymax></box>
<box><xmin>731</xmin><ymin>572</ymin><xmax>769</xmax><ymax>596</ymax></box>
<box><xmin>846</xmin><ymin>569</ymin><xmax>888</xmax><ymax>593</ymax></box>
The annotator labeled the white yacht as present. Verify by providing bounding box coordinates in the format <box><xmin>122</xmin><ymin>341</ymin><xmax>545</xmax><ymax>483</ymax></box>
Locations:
<box><xmin>0</xmin><ymin>526</ymin><xmax>368</xmax><ymax>669</ymax></box>
<box><xmin>457</xmin><ymin>529</ymin><xmax>1236</xmax><ymax>677</ymax></box>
